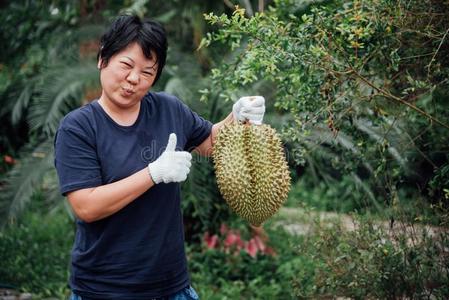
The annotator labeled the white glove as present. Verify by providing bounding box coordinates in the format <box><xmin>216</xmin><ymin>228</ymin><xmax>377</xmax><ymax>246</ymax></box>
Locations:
<box><xmin>148</xmin><ymin>133</ymin><xmax>192</xmax><ymax>184</ymax></box>
<box><xmin>232</xmin><ymin>96</ymin><xmax>265</xmax><ymax>125</ymax></box>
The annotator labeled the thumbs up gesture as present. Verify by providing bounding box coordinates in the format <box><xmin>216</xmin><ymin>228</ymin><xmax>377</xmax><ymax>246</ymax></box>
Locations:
<box><xmin>148</xmin><ymin>133</ymin><xmax>192</xmax><ymax>184</ymax></box>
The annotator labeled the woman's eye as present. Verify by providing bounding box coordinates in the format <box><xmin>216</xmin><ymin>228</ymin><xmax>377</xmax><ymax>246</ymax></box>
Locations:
<box><xmin>121</xmin><ymin>62</ymin><xmax>132</xmax><ymax>67</ymax></box>
<box><xmin>143</xmin><ymin>72</ymin><xmax>154</xmax><ymax>76</ymax></box>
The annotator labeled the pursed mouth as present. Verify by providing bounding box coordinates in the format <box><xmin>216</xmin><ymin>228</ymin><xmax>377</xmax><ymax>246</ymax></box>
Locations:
<box><xmin>122</xmin><ymin>87</ymin><xmax>135</xmax><ymax>95</ymax></box>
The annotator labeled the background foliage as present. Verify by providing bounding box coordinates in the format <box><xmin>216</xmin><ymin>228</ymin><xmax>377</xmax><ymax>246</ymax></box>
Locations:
<box><xmin>201</xmin><ymin>0</ymin><xmax>449</xmax><ymax>214</ymax></box>
<box><xmin>0</xmin><ymin>194</ymin><xmax>73</xmax><ymax>298</ymax></box>
<box><xmin>0</xmin><ymin>0</ymin><xmax>448</xmax><ymax>299</ymax></box>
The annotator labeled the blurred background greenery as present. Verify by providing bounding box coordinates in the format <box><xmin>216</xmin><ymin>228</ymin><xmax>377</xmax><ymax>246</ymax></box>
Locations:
<box><xmin>0</xmin><ymin>0</ymin><xmax>448</xmax><ymax>299</ymax></box>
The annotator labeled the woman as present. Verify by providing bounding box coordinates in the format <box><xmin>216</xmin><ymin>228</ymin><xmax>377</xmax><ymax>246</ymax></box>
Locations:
<box><xmin>54</xmin><ymin>15</ymin><xmax>265</xmax><ymax>299</ymax></box>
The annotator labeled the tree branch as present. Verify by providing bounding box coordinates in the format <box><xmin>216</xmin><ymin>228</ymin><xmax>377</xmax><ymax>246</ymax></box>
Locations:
<box><xmin>426</xmin><ymin>28</ymin><xmax>449</xmax><ymax>77</ymax></box>
<box><xmin>351</xmin><ymin>69</ymin><xmax>449</xmax><ymax>130</ymax></box>
<box><xmin>240</xmin><ymin>0</ymin><xmax>254</xmax><ymax>16</ymax></box>
<box><xmin>223</xmin><ymin>0</ymin><xmax>235</xmax><ymax>10</ymax></box>
<box><xmin>259</xmin><ymin>0</ymin><xmax>264</xmax><ymax>12</ymax></box>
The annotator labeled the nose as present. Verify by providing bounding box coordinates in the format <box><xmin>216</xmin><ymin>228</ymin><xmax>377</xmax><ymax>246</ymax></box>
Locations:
<box><xmin>126</xmin><ymin>69</ymin><xmax>139</xmax><ymax>85</ymax></box>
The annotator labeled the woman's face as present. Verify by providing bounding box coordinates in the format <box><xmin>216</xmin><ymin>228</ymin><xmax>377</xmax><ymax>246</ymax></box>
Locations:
<box><xmin>98</xmin><ymin>42</ymin><xmax>158</xmax><ymax>110</ymax></box>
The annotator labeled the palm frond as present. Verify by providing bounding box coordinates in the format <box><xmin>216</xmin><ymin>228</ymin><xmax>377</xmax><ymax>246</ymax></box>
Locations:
<box><xmin>42</xmin><ymin>168</ymin><xmax>62</xmax><ymax>199</ymax></box>
<box><xmin>354</xmin><ymin>118</ymin><xmax>408</xmax><ymax>170</ymax></box>
<box><xmin>47</xmin><ymin>24</ymin><xmax>106</xmax><ymax>59</ymax></box>
<box><xmin>301</xmin><ymin>138</ymin><xmax>342</xmax><ymax>183</ymax></box>
<box><xmin>11</xmin><ymin>84</ymin><xmax>34</xmax><ymax>125</ymax></box>
<box><xmin>0</xmin><ymin>139</ymin><xmax>55</xmax><ymax>226</ymax></box>
<box><xmin>28</xmin><ymin>61</ymin><xmax>99</xmax><ymax>137</ymax></box>
<box><xmin>310</xmin><ymin>125</ymin><xmax>375</xmax><ymax>174</ymax></box>
<box><xmin>310</xmin><ymin>126</ymin><xmax>358</xmax><ymax>153</ymax></box>
<box><xmin>42</xmin><ymin>168</ymin><xmax>69</xmax><ymax>216</ymax></box>
<box><xmin>351</xmin><ymin>173</ymin><xmax>384</xmax><ymax>212</ymax></box>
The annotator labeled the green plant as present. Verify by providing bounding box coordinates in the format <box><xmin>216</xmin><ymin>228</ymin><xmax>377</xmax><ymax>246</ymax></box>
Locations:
<box><xmin>287</xmin><ymin>174</ymin><xmax>382</xmax><ymax>213</ymax></box>
<box><xmin>200</xmin><ymin>0</ymin><xmax>449</xmax><ymax>217</ymax></box>
<box><xmin>291</xmin><ymin>216</ymin><xmax>449</xmax><ymax>299</ymax></box>
<box><xmin>0</xmin><ymin>197</ymin><xmax>74</xmax><ymax>299</ymax></box>
<box><xmin>0</xmin><ymin>1</ymin><xmax>104</xmax><ymax>225</ymax></box>
<box><xmin>0</xmin><ymin>1</ymin><xmax>232</xmax><ymax>232</ymax></box>
<box><xmin>187</xmin><ymin>224</ymin><xmax>305</xmax><ymax>299</ymax></box>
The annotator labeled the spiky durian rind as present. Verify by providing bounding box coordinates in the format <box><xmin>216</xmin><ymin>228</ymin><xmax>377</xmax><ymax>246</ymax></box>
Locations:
<box><xmin>213</xmin><ymin>123</ymin><xmax>291</xmax><ymax>226</ymax></box>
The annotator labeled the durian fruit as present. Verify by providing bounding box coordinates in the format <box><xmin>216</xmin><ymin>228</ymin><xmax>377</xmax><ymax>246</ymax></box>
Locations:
<box><xmin>213</xmin><ymin>123</ymin><xmax>291</xmax><ymax>226</ymax></box>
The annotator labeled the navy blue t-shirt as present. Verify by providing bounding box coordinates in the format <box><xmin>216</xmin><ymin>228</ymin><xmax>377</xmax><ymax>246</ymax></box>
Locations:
<box><xmin>54</xmin><ymin>92</ymin><xmax>212</xmax><ymax>299</ymax></box>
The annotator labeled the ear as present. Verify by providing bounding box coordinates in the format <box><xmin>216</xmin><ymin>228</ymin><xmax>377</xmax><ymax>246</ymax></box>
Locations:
<box><xmin>97</xmin><ymin>58</ymin><xmax>102</xmax><ymax>69</ymax></box>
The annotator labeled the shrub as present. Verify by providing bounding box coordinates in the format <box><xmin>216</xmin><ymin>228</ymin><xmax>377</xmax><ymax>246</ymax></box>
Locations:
<box><xmin>187</xmin><ymin>223</ymin><xmax>305</xmax><ymax>299</ymax></box>
<box><xmin>292</xmin><ymin>216</ymin><xmax>449</xmax><ymax>299</ymax></box>
<box><xmin>201</xmin><ymin>0</ymin><xmax>449</xmax><ymax>217</ymax></box>
<box><xmin>0</xmin><ymin>210</ymin><xmax>73</xmax><ymax>299</ymax></box>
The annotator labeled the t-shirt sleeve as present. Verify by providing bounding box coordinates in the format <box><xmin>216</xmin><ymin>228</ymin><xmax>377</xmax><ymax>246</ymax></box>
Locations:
<box><xmin>178</xmin><ymin>101</ymin><xmax>213</xmax><ymax>152</ymax></box>
<box><xmin>54</xmin><ymin>124</ymin><xmax>102</xmax><ymax>196</ymax></box>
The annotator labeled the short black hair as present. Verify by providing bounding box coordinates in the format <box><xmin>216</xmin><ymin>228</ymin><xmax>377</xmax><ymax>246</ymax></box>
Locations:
<box><xmin>97</xmin><ymin>15</ymin><xmax>168</xmax><ymax>85</ymax></box>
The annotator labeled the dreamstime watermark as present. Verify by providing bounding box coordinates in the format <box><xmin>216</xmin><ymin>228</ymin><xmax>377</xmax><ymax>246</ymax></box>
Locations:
<box><xmin>140</xmin><ymin>140</ymin><xmax>294</xmax><ymax>164</ymax></box>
